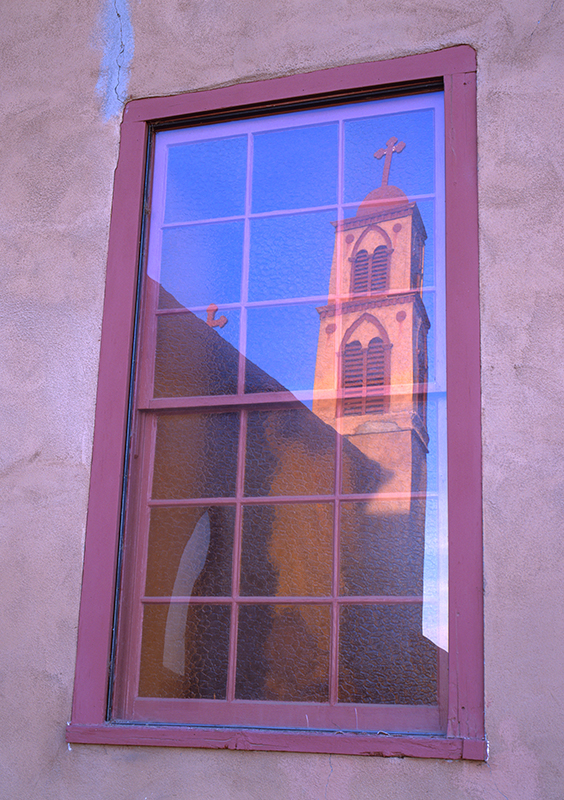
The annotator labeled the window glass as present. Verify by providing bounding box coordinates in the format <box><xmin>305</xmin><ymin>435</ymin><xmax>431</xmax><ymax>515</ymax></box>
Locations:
<box><xmin>124</xmin><ymin>92</ymin><xmax>448</xmax><ymax>732</ymax></box>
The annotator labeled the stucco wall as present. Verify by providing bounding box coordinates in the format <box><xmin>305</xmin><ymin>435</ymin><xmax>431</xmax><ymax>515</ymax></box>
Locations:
<box><xmin>1</xmin><ymin>0</ymin><xmax>563</xmax><ymax>797</ymax></box>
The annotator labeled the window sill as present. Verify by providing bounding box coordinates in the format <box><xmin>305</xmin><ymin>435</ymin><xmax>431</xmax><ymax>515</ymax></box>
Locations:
<box><xmin>66</xmin><ymin>722</ymin><xmax>486</xmax><ymax>760</ymax></box>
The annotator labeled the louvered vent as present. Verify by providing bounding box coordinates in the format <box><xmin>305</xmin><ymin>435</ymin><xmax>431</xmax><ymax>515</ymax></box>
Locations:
<box><xmin>370</xmin><ymin>246</ymin><xmax>388</xmax><ymax>292</ymax></box>
<box><xmin>365</xmin><ymin>337</ymin><xmax>385</xmax><ymax>413</ymax></box>
<box><xmin>352</xmin><ymin>250</ymin><xmax>370</xmax><ymax>293</ymax></box>
<box><xmin>342</xmin><ymin>340</ymin><xmax>364</xmax><ymax>415</ymax></box>
<box><xmin>416</xmin><ymin>326</ymin><xmax>427</xmax><ymax>419</ymax></box>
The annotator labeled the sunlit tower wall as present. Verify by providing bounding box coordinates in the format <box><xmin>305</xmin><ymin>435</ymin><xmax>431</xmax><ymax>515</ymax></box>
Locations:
<box><xmin>313</xmin><ymin>151</ymin><xmax>430</xmax><ymax>529</ymax></box>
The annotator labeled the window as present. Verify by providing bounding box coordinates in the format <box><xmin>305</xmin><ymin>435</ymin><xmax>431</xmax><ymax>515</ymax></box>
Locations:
<box><xmin>68</xmin><ymin>46</ymin><xmax>484</xmax><ymax>759</ymax></box>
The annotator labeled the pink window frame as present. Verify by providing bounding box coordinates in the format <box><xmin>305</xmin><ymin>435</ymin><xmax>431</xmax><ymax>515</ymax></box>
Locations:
<box><xmin>67</xmin><ymin>45</ymin><xmax>484</xmax><ymax>760</ymax></box>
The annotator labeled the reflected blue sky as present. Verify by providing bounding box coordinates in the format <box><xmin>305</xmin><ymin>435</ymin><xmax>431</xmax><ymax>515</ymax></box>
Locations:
<box><xmin>160</xmin><ymin>221</ymin><xmax>244</xmax><ymax>307</ymax></box>
<box><xmin>246</xmin><ymin>302</ymin><xmax>324</xmax><ymax>393</ymax></box>
<box><xmin>252</xmin><ymin>123</ymin><xmax>338</xmax><ymax>213</ymax></box>
<box><xmin>344</xmin><ymin>109</ymin><xmax>435</xmax><ymax>202</ymax></box>
<box><xmin>248</xmin><ymin>211</ymin><xmax>335</xmax><ymax>302</ymax></box>
<box><xmin>418</xmin><ymin>200</ymin><xmax>435</xmax><ymax>288</ymax></box>
<box><xmin>164</xmin><ymin>136</ymin><xmax>247</xmax><ymax>223</ymax></box>
<box><xmin>425</xmin><ymin>395</ymin><xmax>442</xmax><ymax>494</ymax></box>
<box><xmin>425</xmin><ymin>292</ymin><xmax>437</xmax><ymax>385</ymax></box>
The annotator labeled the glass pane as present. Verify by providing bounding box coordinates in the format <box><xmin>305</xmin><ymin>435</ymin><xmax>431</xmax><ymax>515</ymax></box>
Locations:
<box><xmin>139</xmin><ymin>603</ymin><xmax>231</xmax><ymax>699</ymax></box>
<box><xmin>164</xmin><ymin>137</ymin><xmax>247</xmax><ymax>223</ymax></box>
<box><xmin>338</xmin><ymin>604</ymin><xmax>437</xmax><ymax>704</ymax></box>
<box><xmin>236</xmin><ymin>604</ymin><xmax>330</xmax><ymax>701</ymax></box>
<box><xmin>154</xmin><ymin>311</ymin><xmax>240</xmax><ymax>397</ymax></box>
<box><xmin>425</xmin><ymin>395</ymin><xmax>445</xmax><ymax>494</ymax></box>
<box><xmin>240</xmin><ymin>504</ymin><xmax>333</xmax><ymax>596</ymax></box>
<box><xmin>145</xmin><ymin>506</ymin><xmax>235</xmax><ymax>597</ymax></box>
<box><xmin>248</xmin><ymin>211</ymin><xmax>334</xmax><ymax>302</ymax></box>
<box><xmin>424</xmin><ymin>290</ymin><xmax>437</xmax><ymax>385</ymax></box>
<box><xmin>422</xmin><ymin>496</ymin><xmax>448</xmax><ymax>651</ymax></box>
<box><xmin>159</xmin><ymin>221</ymin><xmax>244</xmax><ymax>309</ymax></box>
<box><xmin>252</xmin><ymin>123</ymin><xmax>338</xmax><ymax>213</ymax></box>
<box><xmin>340</xmin><ymin>501</ymin><xmax>424</xmax><ymax>596</ymax></box>
<box><xmin>245</xmin><ymin>407</ymin><xmax>335</xmax><ymax>497</ymax></box>
<box><xmin>245</xmin><ymin>302</ymin><xmax>322</xmax><ymax>397</ymax></box>
<box><xmin>418</xmin><ymin>199</ymin><xmax>435</xmax><ymax>288</ymax></box>
<box><xmin>152</xmin><ymin>412</ymin><xmax>239</xmax><ymax>499</ymax></box>
<box><xmin>341</xmin><ymin>424</ymin><xmax>428</xmax><ymax>499</ymax></box>
<box><xmin>341</xmin><ymin>434</ymin><xmax>386</xmax><ymax>494</ymax></box>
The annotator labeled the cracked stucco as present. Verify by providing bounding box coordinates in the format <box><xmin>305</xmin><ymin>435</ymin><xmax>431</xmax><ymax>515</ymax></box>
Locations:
<box><xmin>95</xmin><ymin>0</ymin><xmax>134</xmax><ymax>120</ymax></box>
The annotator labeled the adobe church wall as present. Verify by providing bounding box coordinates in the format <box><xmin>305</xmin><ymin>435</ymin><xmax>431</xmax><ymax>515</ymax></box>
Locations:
<box><xmin>1</xmin><ymin>0</ymin><xmax>563</xmax><ymax>797</ymax></box>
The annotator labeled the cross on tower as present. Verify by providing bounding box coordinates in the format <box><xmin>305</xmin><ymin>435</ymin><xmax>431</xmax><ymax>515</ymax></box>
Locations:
<box><xmin>374</xmin><ymin>136</ymin><xmax>406</xmax><ymax>187</ymax></box>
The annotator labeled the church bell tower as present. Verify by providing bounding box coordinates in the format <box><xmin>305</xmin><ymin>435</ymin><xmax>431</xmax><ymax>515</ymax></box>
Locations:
<box><xmin>313</xmin><ymin>137</ymin><xmax>430</xmax><ymax>514</ymax></box>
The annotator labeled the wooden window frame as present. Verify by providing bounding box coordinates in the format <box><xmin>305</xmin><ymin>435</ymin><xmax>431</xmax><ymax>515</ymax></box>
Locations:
<box><xmin>67</xmin><ymin>45</ymin><xmax>484</xmax><ymax>760</ymax></box>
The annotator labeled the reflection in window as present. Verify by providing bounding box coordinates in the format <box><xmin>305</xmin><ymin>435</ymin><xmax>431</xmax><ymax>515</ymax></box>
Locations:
<box><xmin>125</xmin><ymin>92</ymin><xmax>448</xmax><ymax>733</ymax></box>
<box><xmin>342</xmin><ymin>337</ymin><xmax>387</xmax><ymax>416</ymax></box>
<box><xmin>416</xmin><ymin>325</ymin><xmax>428</xmax><ymax>422</ymax></box>
<box><xmin>351</xmin><ymin>246</ymin><xmax>390</xmax><ymax>294</ymax></box>
<box><xmin>366</xmin><ymin>337</ymin><xmax>386</xmax><ymax>413</ymax></box>
<box><xmin>342</xmin><ymin>340</ymin><xmax>364</xmax><ymax>415</ymax></box>
<box><xmin>163</xmin><ymin>510</ymin><xmax>211</xmax><ymax>675</ymax></box>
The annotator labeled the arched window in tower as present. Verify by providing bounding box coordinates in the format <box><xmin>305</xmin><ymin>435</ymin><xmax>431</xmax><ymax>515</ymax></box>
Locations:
<box><xmin>351</xmin><ymin>246</ymin><xmax>390</xmax><ymax>295</ymax></box>
<box><xmin>341</xmin><ymin>336</ymin><xmax>387</xmax><ymax>416</ymax></box>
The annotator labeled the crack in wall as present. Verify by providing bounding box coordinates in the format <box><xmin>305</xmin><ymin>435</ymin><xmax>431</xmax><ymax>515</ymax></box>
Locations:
<box><xmin>113</xmin><ymin>0</ymin><xmax>126</xmax><ymax>107</ymax></box>
<box><xmin>324</xmin><ymin>754</ymin><xmax>334</xmax><ymax>800</ymax></box>
<box><xmin>530</xmin><ymin>0</ymin><xmax>559</xmax><ymax>35</ymax></box>
<box><xmin>96</xmin><ymin>0</ymin><xmax>134</xmax><ymax>121</ymax></box>
<box><xmin>485</xmin><ymin>761</ymin><xmax>511</xmax><ymax>800</ymax></box>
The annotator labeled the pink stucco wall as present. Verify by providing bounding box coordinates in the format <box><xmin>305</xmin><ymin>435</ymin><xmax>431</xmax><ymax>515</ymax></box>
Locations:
<box><xmin>1</xmin><ymin>0</ymin><xmax>563</xmax><ymax>797</ymax></box>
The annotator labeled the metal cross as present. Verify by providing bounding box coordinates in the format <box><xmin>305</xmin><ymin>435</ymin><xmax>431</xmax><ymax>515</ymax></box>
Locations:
<box><xmin>374</xmin><ymin>136</ymin><xmax>406</xmax><ymax>186</ymax></box>
<box><xmin>206</xmin><ymin>303</ymin><xmax>228</xmax><ymax>328</ymax></box>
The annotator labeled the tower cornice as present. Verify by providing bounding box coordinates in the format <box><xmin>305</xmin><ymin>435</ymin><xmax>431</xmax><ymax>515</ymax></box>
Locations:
<box><xmin>317</xmin><ymin>291</ymin><xmax>430</xmax><ymax>329</ymax></box>
<box><xmin>332</xmin><ymin>201</ymin><xmax>427</xmax><ymax>239</ymax></box>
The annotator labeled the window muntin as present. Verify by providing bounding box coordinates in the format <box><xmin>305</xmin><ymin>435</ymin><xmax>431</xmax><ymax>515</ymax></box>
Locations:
<box><xmin>113</xmin><ymin>92</ymin><xmax>449</xmax><ymax>733</ymax></box>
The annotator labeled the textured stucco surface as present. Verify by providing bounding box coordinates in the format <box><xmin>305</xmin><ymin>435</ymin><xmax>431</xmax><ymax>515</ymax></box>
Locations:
<box><xmin>1</xmin><ymin>0</ymin><xmax>564</xmax><ymax>797</ymax></box>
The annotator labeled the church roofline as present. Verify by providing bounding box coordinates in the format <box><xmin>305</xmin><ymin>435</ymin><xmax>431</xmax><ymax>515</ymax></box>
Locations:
<box><xmin>332</xmin><ymin>201</ymin><xmax>427</xmax><ymax>239</ymax></box>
